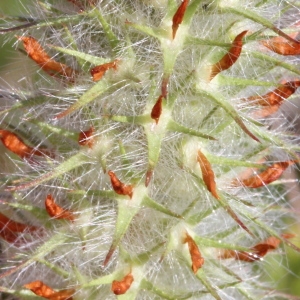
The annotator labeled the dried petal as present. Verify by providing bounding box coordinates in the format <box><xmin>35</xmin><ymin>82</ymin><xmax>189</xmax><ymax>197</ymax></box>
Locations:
<box><xmin>66</xmin><ymin>0</ymin><xmax>84</xmax><ymax>11</ymax></box>
<box><xmin>18</xmin><ymin>36</ymin><xmax>76</xmax><ymax>81</ymax></box>
<box><xmin>247</xmin><ymin>81</ymin><xmax>300</xmax><ymax>106</ymax></box>
<box><xmin>184</xmin><ymin>232</ymin><xmax>204</xmax><ymax>273</ymax></box>
<box><xmin>151</xmin><ymin>95</ymin><xmax>163</xmax><ymax>124</ymax></box>
<box><xmin>24</xmin><ymin>281</ymin><xmax>74</xmax><ymax>300</ymax></box>
<box><xmin>90</xmin><ymin>59</ymin><xmax>119</xmax><ymax>82</ymax></box>
<box><xmin>197</xmin><ymin>149</ymin><xmax>219</xmax><ymax>199</ymax></box>
<box><xmin>0</xmin><ymin>210</ymin><xmax>37</xmax><ymax>245</ymax></box>
<box><xmin>232</xmin><ymin>161</ymin><xmax>295</xmax><ymax>188</ymax></box>
<box><xmin>219</xmin><ymin>249</ymin><xmax>262</xmax><ymax>262</ymax></box>
<box><xmin>0</xmin><ymin>230</ymin><xmax>21</xmax><ymax>244</ymax></box>
<box><xmin>108</xmin><ymin>171</ymin><xmax>133</xmax><ymax>198</ymax></box>
<box><xmin>24</xmin><ymin>281</ymin><xmax>55</xmax><ymax>298</ymax></box>
<box><xmin>45</xmin><ymin>194</ymin><xmax>75</xmax><ymax>221</ymax></box>
<box><xmin>281</xmin><ymin>232</ymin><xmax>295</xmax><ymax>239</ymax></box>
<box><xmin>210</xmin><ymin>31</ymin><xmax>248</xmax><ymax>80</ymax></box>
<box><xmin>247</xmin><ymin>81</ymin><xmax>300</xmax><ymax>117</ymax></box>
<box><xmin>111</xmin><ymin>273</ymin><xmax>134</xmax><ymax>295</ymax></box>
<box><xmin>161</xmin><ymin>77</ymin><xmax>169</xmax><ymax>98</ymax></box>
<box><xmin>48</xmin><ymin>290</ymin><xmax>75</xmax><ymax>300</ymax></box>
<box><xmin>0</xmin><ymin>212</ymin><xmax>37</xmax><ymax>233</ymax></box>
<box><xmin>261</xmin><ymin>34</ymin><xmax>300</xmax><ymax>55</ymax></box>
<box><xmin>219</xmin><ymin>235</ymin><xmax>289</xmax><ymax>262</ymax></box>
<box><xmin>78</xmin><ymin>126</ymin><xmax>95</xmax><ymax>148</ymax></box>
<box><xmin>145</xmin><ymin>168</ymin><xmax>153</xmax><ymax>187</ymax></box>
<box><xmin>254</xmin><ymin>105</ymin><xmax>281</xmax><ymax>118</ymax></box>
<box><xmin>172</xmin><ymin>0</ymin><xmax>189</xmax><ymax>39</ymax></box>
<box><xmin>0</xmin><ymin>129</ymin><xmax>51</xmax><ymax>159</ymax></box>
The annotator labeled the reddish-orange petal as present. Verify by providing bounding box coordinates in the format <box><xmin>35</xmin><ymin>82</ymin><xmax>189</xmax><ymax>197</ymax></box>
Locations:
<box><xmin>172</xmin><ymin>0</ymin><xmax>189</xmax><ymax>39</ymax></box>
<box><xmin>78</xmin><ymin>126</ymin><xmax>95</xmax><ymax>148</ymax></box>
<box><xmin>218</xmin><ymin>249</ymin><xmax>260</xmax><ymax>262</ymax></box>
<box><xmin>247</xmin><ymin>80</ymin><xmax>300</xmax><ymax>117</ymax></box>
<box><xmin>219</xmin><ymin>235</ymin><xmax>290</xmax><ymax>263</ymax></box>
<box><xmin>0</xmin><ymin>212</ymin><xmax>38</xmax><ymax>244</ymax></box>
<box><xmin>111</xmin><ymin>273</ymin><xmax>134</xmax><ymax>295</ymax></box>
<box><xmin>151</xmin><ymin>95</ymin><xmax>163</xmax><ymax>124</ymax></box>
<box><xmin>281</xmin><ymin>232</ymin><xmax>295</xmax><ymax>240</ymax></box>
<box><xmin>66</xmin><ymin>0</ymin><xmax>84</xmax><ymax>11</ymax></box>
<box><xmin>90</xmin><ymin>59</ymin><xmax>119</xmax><ymax>82</ymax></box>
<box><xmin>45</xmin><ymin>194</ymin><xmax>75</xmax><ymax>222</ymax></box>
<box><xmin>48</xmin><ymin>289</ymin><xmax>75</xmax><ymax>300</ymax></box>
<box><xmin>247</xmin><ymin>81</ymin><xmax>300</xmax><ymax>107</ymax></box>
<box><xmin>0</xmin><ymin>229</ymin><xmax>19</xmax><ymax>243</ymax></box>
<box><xmin>18</xmin><ymin>36</ymin><xmax>76</xmax><ymax>81</ymax></box>
<box><xmin>0</xmin><ymin>129</ymin><xmax>33</xmax><ymax>158</ymax></box>
<box><xmin>0</xmin><ymin>129</ymin><xmax>52</xmax><ymax>159</ymax></box>
<box><xmin>197</xmin><ymin>149</ymin><xmax>219</xmax><ymax>199</ymax></box>
<box><xmin>210</xmin><ymin>30</ymin><xmax>248</xmax><ymax>80</ymax></box>
<box><xmin>108</xmin><ymin>171</ymin><xmax>133</xmax><ymax>198</ymax></box>
<box><xmin>24</xmin><ymin>281</ymin><xmax>74</xmax><ymax>300</ymax></box>
<box><xmin>161</xmin><ymin>77</ymin><xmax>169</xmax><ymax>98</ymax></box>
<box><xmin>255</xmin><ymin>236</ymin><xmax>281</xmax><ymax>250</ymax></box>
<box><xmin>232</xmin><ymin>161</ymin><xmax>295</xmax><ymax>188</ymax></box>
<box><xmin>24</xmin><ymin>281</ymin><xmax>55</xmax><ymax>298</ymax></box>
<box><xmin>261</xmin><ymin>34</ymin><xmax>300</xmax><ymax>55</ymax></box>
<box><xmin>0</xmin><ymin>212</ymin><xmax>38</xmax><ymax>233</ymax></box>
<box><xmin>183</xmin><ymin>232</ymin><xmax>204</xmax><ymax>273</ymax></box>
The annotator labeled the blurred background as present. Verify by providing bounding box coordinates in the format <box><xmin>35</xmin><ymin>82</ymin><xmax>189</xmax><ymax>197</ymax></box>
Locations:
<box><xmin>0</xmin><ymin>0</ymin><xmax>300</xmax><ymax>298</ymax></box>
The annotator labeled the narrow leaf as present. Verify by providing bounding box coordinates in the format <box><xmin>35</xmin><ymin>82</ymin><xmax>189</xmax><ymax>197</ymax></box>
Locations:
<box><xmin>196</xmin><ymin>270</ymin><xmax>221</xmax><ymax>300</ymax></box>
<box><xmin>167</xmin><ymin>119</ymin><xmax>216</xmax><ymax>140</ymax></box>
<box><xmin>224</xmin><ymin>6</ymin><xmax>300</xmax><ymax>45</ymax></box>
<box><xmin>6</xmin><ymin>152</ymin><xmax>88</xmax><ymax>191</ymax></box>
<box><xmin>224</xmin><ymin>205</ymin><xmax>253</xmax><ymax>237</ymax></box>
<box><xmin>142</xmin><ymin>195</ymin><xmax>183</xmax><ymax>219</ymax></box>
<box><xmin>104</xmin><ymin>201</ymin><xmax>139</xmax><ymax>266</ymax></box>
<box><xmin>0</xmin><ymin>15</ymin><xmax>84</xmax><ymax>33</ymax></box>
<box><xmin>91</xmin><ymin>9</ymin><xmax>120</xmax><ymax>49</ymax></box>
<box><xmin>0</xmin><ymin>233</ymin><xmax>67</xmax><ymax>280</ymax></box>
<box><xmin>251</xmin><ymin>218</ymin><xmax>300</xmax><ymax>253</ymax></box>
<box><xmin>83</xmin><ymin>270</ymin><xmax>122</xmax><ymax>287</ymax></box>
<box><xmin>198</xmin><ymin>90</ymin><xmax>259</xmax><ymax>142</ymax></box>
<box><xmin>189</xmin><ymin>170</ymin><xmax>253</xmax><ymax>235</ymax></box>
<box><xmin>50</xmin><ymin>45</ymin><xmax>110</xmax><ymax>65</ymax></box>
<box><xmin>54</xmin><ymin>79</ymin><xmax>110</xmax><ymax>119</ymax></box>
<box><xmin>125</xmin><ymin>21</ymin><xmax>162</xmax><ymax>40</ymax></box>
<box><xmin>252</xmin><ymin>51</ymin><xmax>300</xmax><ymax>76</ymax></box>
